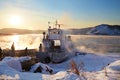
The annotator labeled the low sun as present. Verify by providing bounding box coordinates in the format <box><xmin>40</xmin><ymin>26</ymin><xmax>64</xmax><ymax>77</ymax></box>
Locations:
<box><xmin>9</xmin><ymin>15</ymin><xmax>22</xmax><ymax>25</ymax></box>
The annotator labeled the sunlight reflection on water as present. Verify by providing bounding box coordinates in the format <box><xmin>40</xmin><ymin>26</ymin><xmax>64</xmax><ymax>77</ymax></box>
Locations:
<box><xmin>0</xmin><ymin>34</ymin><xmax>43</xmax><ymax>50</ymax></box>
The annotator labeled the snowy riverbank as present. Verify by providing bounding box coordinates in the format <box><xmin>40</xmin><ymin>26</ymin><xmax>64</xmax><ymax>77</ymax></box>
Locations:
<box><xmin>0</xmin><ymin>53</ymin><xmax>120</xmax><ymax>80</ymax></box>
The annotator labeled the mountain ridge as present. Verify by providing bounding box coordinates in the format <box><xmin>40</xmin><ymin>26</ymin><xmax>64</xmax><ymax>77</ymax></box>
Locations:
<box><xmin>87</xmin><ymin>24</ymin><xmax>120</xmax><ymax>35</ymax></box>
<box><xmin>0</xmin><ymin>28</ymin><xmax>45</xmax><ymax>35</ymax></box>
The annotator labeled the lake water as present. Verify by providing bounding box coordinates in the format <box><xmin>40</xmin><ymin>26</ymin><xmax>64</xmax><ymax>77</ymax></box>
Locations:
<box><xmin>0</xmin><ymin>34</ymin><xmax>120</xmax><ymax>54</ymax></box>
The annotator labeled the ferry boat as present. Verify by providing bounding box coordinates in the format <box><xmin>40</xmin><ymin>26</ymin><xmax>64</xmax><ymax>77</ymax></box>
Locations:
<box><xmin>36</xmin><ymin>21</ymin><xmax>74</xmax><ymax>63</ymax></box>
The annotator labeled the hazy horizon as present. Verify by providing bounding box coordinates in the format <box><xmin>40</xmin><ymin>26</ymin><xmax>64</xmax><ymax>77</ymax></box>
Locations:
<box><xmin>0</xmin><ymin>0</ymin><xmax>120</xmax><ymax>30</ymax></box>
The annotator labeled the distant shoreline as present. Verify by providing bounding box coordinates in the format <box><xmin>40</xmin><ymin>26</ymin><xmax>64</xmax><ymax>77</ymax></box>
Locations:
<box><xmin>0</xmin><ymin>33</ymin><xmax>42</xmax><ymax>36</ymax></box>
<box><xmin>0</xmin><ymin>28</ymin><xmax>45</xmax><ymax>36</ymax></box>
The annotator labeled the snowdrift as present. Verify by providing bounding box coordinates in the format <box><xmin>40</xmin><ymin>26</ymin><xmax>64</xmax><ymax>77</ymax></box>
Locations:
<box><xmin>2</xmin><ymin>57</ymin><xmax>22</xmax><ymax>72</ymax></box>
<box><xmin>107</xmin><ymin>60</ymin><xmax>120</xmax><ymax>71</ymax></box>
<box><xmin>30</xmin><ymin>62</ymin><xmax>53</xmax><ymax>74</ymax></box>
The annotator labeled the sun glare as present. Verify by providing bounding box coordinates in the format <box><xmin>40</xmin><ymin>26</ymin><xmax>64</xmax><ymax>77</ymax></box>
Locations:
<box><xmin>12</xmin><ymin>35</ymin><xmax>19</xmax><ymax>43</ymax></box>
<box><xmin>9</xmin><ymin>15</ymin><xmax>22</xmax><ymax>25</ymax></box>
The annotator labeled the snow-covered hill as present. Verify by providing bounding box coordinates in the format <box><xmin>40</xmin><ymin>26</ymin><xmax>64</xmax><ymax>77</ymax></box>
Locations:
<box><xmin>87</xmin><ymin>24</ymin><xmax>120</xmax><ymax>35</ymax></box>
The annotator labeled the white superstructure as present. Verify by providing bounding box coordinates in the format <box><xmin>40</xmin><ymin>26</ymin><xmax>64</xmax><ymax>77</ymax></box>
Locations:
<box><xmin>40</xmin><ymin>21</ymin><xmax>67</xmax><ymax>52</ymax></box>
<box><xmin>38</xmin><ymin>21</ymin><xmax>73</xmax><ymax>63</ymax></box>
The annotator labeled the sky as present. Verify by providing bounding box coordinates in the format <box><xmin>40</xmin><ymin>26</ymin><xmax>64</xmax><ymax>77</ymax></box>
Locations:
<box><xmin>0</xmin><ymin>0</ymin><xmax>120</xmax><ymax>30</ymax></box>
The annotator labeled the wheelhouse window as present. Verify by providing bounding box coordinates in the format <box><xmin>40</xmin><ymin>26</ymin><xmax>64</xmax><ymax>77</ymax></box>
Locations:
<box><xmin>54</xmin><ymin>40</ymin><xmax>61</xmax><ymax>46</ymax></box>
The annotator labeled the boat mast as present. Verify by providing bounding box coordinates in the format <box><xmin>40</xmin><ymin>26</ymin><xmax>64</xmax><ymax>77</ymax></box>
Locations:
<box><xmin>55</xmin><ymin>20</ymin><xmax>58</xmax><ymax>28</ymax></box>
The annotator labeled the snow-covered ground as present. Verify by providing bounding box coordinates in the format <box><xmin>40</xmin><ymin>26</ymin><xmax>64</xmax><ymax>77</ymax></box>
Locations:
<box><xmin>0</xmin><ymin>53</ymin><xmax>120</xmax><ymax>80</ymax></box>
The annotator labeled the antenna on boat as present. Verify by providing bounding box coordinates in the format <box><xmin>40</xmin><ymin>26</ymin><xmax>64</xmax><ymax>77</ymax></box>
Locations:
<box><xmin>58</xmin><ymin>24</ymin><xmax>60</xmax><ymax>29</ymax></box>
<box><xmin>48</xmin><ymin>21</ymin><xmax>51</xmax><ymax>29</ymax></box>
<box><xmin>55</xmin><ymin>20</ymin><xmax>58</xmax><ymax>28</ymax></box>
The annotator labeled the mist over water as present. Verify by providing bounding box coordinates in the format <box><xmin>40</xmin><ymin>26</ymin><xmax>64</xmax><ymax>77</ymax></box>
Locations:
<box><xmin>71</xmin><ymin>35</ymin><xmax>120</xmax><ymax>54</ymax></box>
<box><xmin>0</xmin><ymin>34</ymin><xmax>120</xmax><ymax>54</ymax></box>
